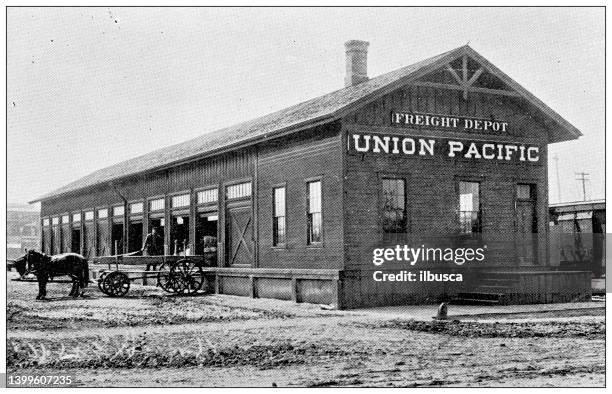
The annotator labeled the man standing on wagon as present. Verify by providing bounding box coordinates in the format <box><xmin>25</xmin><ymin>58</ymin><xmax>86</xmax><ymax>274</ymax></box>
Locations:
<box><xmin>141</xmin><ymin>227</ymin><xmax>164</xmax><ymax>278</ymax></box>
<box><xmin>142</xmin><ymin>227</ymin><xmax>163</xmax><ymax>256</ymax></box>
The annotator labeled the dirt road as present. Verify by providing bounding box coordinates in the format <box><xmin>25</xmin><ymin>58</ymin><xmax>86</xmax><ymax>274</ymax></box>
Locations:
<box><xmin>6</xmin><ymin>273</ymin><xmax>605</xmax><ymax>387</ymax></box>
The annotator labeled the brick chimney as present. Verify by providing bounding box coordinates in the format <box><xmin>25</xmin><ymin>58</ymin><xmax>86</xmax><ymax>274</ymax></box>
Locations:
<box><xmin>344</xmin><ymin>40</ymin><xmax>369</xmax><ymax>87</ymax></box>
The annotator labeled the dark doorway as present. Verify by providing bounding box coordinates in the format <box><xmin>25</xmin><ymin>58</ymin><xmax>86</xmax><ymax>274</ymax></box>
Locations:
<box><xmin>170</xmin><ymin>215</ymin><xmax>190</xmax><ymax>255</ymax></box>
<box><xmin>226</xmin><ymin>203</ymin><xmax>253</xmax><ymax>266</ymax></box>
<box><xmin>516</xmin><ymin>201</ymin><xmax>537</xmax><ymax>264</ymax></box>
<box><xmin>71</xmin><ymin>228</ymin><xmax>81</xmax><ymax>254</ymax></box>
<box><xmin>515</xmin><ymin>184</ymin><xmax>537</xmax><ymax>266</ymax></box>
<box><xmin>143</xmin><ymin>217</ymin><xmax>166</xmax><ymax>255</ymax></box>
<box><xmin>128</xmin><ymin>221</ymin><xmax>143</xmax><ymax>253</ymax></box>
<box><xmin>196</xmin><ymin>213</ymin><xmax>218</xmax><ymax>255</ymax></box>
<box><xmin>147</xmin><ymin>218</ymin><xmax>166</xmax><ymax>244</ymax></box>
<box><xmin>111</xmin><ymin>223</ymin><xmax>124</xmax><ymax>255</ymax></box>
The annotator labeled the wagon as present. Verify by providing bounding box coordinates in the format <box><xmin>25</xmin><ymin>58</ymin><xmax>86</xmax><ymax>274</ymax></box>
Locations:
<box><xmin>96</xmin><ymin>252</ymin><xmax>213</xmax><ymax>297</ymax></box>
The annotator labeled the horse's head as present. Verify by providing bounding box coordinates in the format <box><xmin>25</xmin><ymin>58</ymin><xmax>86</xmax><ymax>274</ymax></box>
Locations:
<box><xmin>13</xmin><ymin>255</ymin><xmax>27</xmax><ymax>277</ymax></box>
<box><xmin>24</xmin><ymin>249</ymin><xmax>47</xmax><ymax>275</ymax></box>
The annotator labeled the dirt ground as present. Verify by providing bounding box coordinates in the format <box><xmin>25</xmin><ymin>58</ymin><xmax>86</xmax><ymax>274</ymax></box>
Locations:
<box><xmin>6</xmin><ymin>272</ymin><xmax>605</xmax><ymax>387</ymax></box>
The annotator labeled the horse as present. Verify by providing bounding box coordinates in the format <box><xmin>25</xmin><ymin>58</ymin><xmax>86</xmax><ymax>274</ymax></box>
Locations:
<box><xmin>12</xmin><ymin>255</ymin><xmax>27</xmax><ymax>277</ymax></box>
<box><xmin>23</xmin><ymin>250</ymin><xmax>90</xmax><ymax>300</ymax></box>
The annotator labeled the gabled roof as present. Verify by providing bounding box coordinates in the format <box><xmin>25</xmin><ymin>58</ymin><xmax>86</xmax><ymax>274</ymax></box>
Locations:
<box><xmin>32</xmin><ymin>45</ymin><xmax>581</xmax><ymax>203</ymax></box>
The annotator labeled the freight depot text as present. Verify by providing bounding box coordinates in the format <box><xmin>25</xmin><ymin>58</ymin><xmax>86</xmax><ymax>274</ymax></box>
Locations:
<box><xmin>392</xmin><ymin>112</ymin><xmax>509</xmax><ymax>132</ymax></box>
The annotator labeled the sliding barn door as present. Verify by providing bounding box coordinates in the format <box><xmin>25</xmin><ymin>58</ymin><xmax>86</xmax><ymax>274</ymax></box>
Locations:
<box><xmin>225</xmin><ymin>202</ymin><xmax>254</xmax><ymax>266</ymax></box>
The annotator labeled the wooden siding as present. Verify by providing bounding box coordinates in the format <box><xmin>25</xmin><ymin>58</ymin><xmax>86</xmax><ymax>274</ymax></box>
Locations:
<box><xmin>40</xmin><ymin>123</ymin><xmax>344</xmax><ymax>271</ymax></box>
<box><xmin>346</xmin><ymin>84</ymin><xmax>551</xmax><ymax>141</ymax></box>
<box><xmin>41</xmin><ymin>148</ymin><xmax>256</xmax><ymax>259</ymax></box>
<box><xmin>41</xmin><ymin>149</ymin><xmax>255</xmax><ymax>214</ymax></box>
<box><xmin>256</xmin><ymin>123</ymin><xmax>344</xmax><ymax>270</ymax></box>
<box><xmin>342</xmin><ymin>84</ymin><xmax>550</xmax><ymax>270</ymax></box>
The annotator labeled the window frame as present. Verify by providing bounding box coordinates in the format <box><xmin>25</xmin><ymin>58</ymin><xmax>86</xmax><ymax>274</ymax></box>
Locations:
<box><xmin>305</xmin><ymin>178</ymin><xmax>323</xmax><ymax>246</ymax></box>
<box><xmin>272</xmin><ymin>184</ymin><xmax>287</xmax><ymax>248</ymax></box>
<box><xmin>129</xmin><ymin>201</ymin><xmax>144</xmax><ymax>215</ymax></box>
<box><xmin>97</xmin><ymin>207</ymin><xmax>109</xmax><ymax>220</ymax></box>
<box><xmin>457</xmin><ymin>179</ymin><xmax>483</xmax><ymax>235</ymax></box>
<box><xmin>380</xmin><ymin>176</ymin><xmax>408</xmax><ymax>234</ymax></box>
<box><xmin>225</xmin><ymin>181</ymin><xmax>253</xmax><ymax>201</ymax></box>
<box><xmin>148</xmin><ymin>196</ymin><xmax>166</xmax><ymax>212</ymax></box>
<box><xmin>112</xmin><ymin>205</ymin><xmax>125</xmax><ymax>217</ymax></box>
<box><xmin>84</xmin><ymin>210</ymin><xmax>95</xmax><ymax>222</ymax></box>
<box><xmin>71</xmin><ymin>211</ymin><xmax>82</xmax><ymax>226</ymax></box>
<box><xmin>196</xmin><ymin>186</ymin><xmax>219</xmax><ymax>206</ymax></box>
<box><xmin>516</xmin><ymin>183</ymin><xmax>536</xmax><ymax>202</ymax></box>
<box><xmin>170</xmin><ymin>192</ymin><xmax>191</xmax><ymax>209</ymax></box>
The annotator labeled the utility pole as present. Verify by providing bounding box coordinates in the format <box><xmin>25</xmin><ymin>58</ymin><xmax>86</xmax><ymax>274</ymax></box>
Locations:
<box><xmin>575</xmin><ymin>172</ymin><xmax>590</xmax><ymax>201</ymax></box>
<box><xmin>553</xmin><ymin>155</ymin><xmax>562</xmax><ymax>202</ymax></box>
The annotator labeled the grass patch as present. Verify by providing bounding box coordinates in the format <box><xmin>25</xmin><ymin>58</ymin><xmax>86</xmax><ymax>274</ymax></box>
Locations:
<box><xmin>8</xmin><ymin>336</ymin><xmax>363</xmax><ymax>370</ymax></box>
<box><xmin>7</xmin><ymin>296</ymin><xmax>294</xmax><ymax>331</ymax></box>
<box><xmin>351</xmin><ymin>319</ymin><xmax>605</xmax><ymax>339</ymax></box>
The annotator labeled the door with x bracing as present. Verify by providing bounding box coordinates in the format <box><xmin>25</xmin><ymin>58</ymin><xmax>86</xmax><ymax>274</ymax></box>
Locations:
<box><xmin>225</xmin><ymin>203</ymin><xmax>254</xmax><ymax>266</ymax></box>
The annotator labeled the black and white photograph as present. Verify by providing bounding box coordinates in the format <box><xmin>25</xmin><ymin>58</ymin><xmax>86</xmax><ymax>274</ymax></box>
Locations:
<box><xmin>4</xmin><ymin>5</ymin><xmax>606</xmax><ymax>388</ymax></box>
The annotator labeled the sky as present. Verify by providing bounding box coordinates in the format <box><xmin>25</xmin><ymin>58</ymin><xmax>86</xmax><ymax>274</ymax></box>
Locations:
<box><xmin>7</xmin><ymin>7</ymin><xmax>604</xmax><ymax>208</ymax></box>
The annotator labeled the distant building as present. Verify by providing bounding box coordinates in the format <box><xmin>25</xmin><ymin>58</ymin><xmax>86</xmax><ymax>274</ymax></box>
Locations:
<box><xmin>7</xmin><ymin>203</ymin><xmax>40</xmax><ymax>260</ymax></box>
<box><xmin>549</xmin><ymin>199</ymin><xmax>605</xmax><ymax>278</ymax></box>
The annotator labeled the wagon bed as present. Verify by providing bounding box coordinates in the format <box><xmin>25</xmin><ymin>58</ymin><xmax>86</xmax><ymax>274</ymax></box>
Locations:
<box><xmin>92</xmin><ymin>253</ymin><xmax>215</xmax><ymax>297</ymax></box>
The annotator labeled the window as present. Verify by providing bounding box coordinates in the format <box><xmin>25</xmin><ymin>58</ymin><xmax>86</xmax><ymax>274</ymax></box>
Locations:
<box><xmin>62</xmin><ymin>215</ymin><xmax>70</xmax><ymax>224</ymax></box>
<box><xmin>98</xmin><ymin>208</ymin><xmax>108</xmax><ymax>219</ymax></box>
<box><xmin>273</xmin><ymin>187</ymin><xmax>286</xmax><ymax>246</ymax></box>
<box><xmin>227</xmin><ymin>182</ymin><xmax>252</xmax><ymax>199</ymax></box>
<box><xmin>84</xmin><ymin>211</ymin><xmax>94</xmax><ymax>221</ymax></box>
<box><xmin>149</xmin><ymin>198</ymin><xmax>165</xmax><ymax>211</ymax></box>
<box><xmin>517</xmin><ymin>184</ymin><xmax>535</xmax><ymax>200</ymax></box>
<box><xmin>113</xmin><ymin>205</ymin><xmax>125</xmax><ymax>216</ymax></box>
<box><xmin>52</xmin><ymin>217</ymin><xmax>60</xmax><ymax>225</ymax></box>
<box><xmin>382</xmin><ymin>178</ymin><xmax>407</xmax><ymax>233</ymax></box>
<box><xmin>130</xmin><ymin>202</ymin><xmax>143</xmax><ymax>214</ymax></box>
<box><xmin>42</xmin><ymin>218</ymin><xmax>50</xmax><ymax>226</ymax></box>
<box><xmin>171</xmin><ymin>194</ymin><xmax>190</xmax><ymax>208</ymax></box>
<box><xmin>72</xmin><ymin>213</ymin><xmax>81</xmax><ymax>223</ymax></box>
<box><xmin>307</xmin><ymin>181</ymin><xmax>322</xmax><ymax>244</ymax></box>
<box><xmin>197</xmin><ymin>188</ymin><xmax>218</xmax><ymax>204</ymax></box>
<box><xmin>459</xmin><ymin>181</ymin><xmax>481</xmax><ymax>234</ymax></box>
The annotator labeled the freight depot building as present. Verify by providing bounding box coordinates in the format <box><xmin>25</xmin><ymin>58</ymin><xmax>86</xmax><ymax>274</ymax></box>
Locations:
<box><xmin>33</xmin><ymin>42</ymin><xmax>591</xmax><ymax>308</ymax></box>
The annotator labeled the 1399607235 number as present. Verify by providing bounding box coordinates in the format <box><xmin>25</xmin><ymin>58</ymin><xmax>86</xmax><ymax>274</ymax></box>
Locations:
<box><xmin>7</xmin><ymin>374</ymin><xmax>74</xmax><ymax>387</ymax></box>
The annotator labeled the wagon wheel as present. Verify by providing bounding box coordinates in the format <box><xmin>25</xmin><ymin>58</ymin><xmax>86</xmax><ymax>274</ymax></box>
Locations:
<box><xmin>97</xmin><ymin>271</ymin><xmax>109</xmax><ymax>292</ymax></box>
<box><xmin>157</xmin><ymin>262</ymin><xmax>179</xmax><ymax>293</ymax></box>
<box><xmin>169</xmin><ymin>259</ymin><xmax>204</xmax><ymax>295</ymax></box>
<box><xmin>102</xmin><ymin>271</ymin><xmax>130</xmax><ymax>297</ymax></box>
